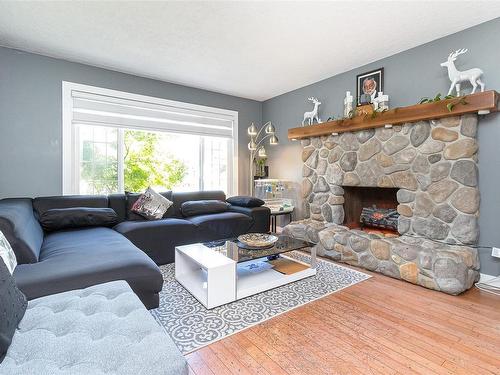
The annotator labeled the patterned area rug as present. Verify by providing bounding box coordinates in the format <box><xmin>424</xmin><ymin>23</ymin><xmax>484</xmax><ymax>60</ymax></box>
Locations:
<box><xmin>151</xmin><ymin>252</ymin><xmax>370</xmax><ymax>354</ymax></box>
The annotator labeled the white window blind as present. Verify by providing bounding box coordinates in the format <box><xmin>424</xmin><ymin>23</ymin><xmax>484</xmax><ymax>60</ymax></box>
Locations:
<box><xmin>70</xmin><ymin>90</ymin><xmax>235</xmax><ymax>138</ymax></box>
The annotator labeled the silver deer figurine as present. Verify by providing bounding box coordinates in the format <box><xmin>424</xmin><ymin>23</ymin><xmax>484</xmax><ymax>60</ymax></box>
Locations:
<box><xmin>440</xmin><ymin>48</ymin><xmax>485</xmax><ymax>96</ymax></box>
<box><xmin>302</xmin><ymin>97</ymin><xmax>321</xmax><ymax>126</ymax></box>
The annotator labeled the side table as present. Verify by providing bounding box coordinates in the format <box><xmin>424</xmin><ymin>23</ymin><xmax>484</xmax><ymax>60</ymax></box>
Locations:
<box><xmin>269</xmin><ymin>208</ymin><xmax>294</xmax><ymax>233</ymax></box>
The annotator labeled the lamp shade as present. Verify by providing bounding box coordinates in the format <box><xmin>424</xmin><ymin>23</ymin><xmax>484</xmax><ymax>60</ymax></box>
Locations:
<box><xmin>247</xmin><ymin>123</ymin><xmax>258</xmax><ymax>136</ymax></box>
<box><xmin>264</xmin><ymin>122</ymin><xmax>275</xmax><ymax>134</ymax></box>
<box><xmin>269</xmin><ymin>135</ymin><xmax>279</xmax><ymax>145</ymax></box>
<box><xmin>258</xmin><ymin>146</ymin><xmax>267</xmax><ymax>158</ymax></box>
<box><xmin>248</xmin><ymin>139</ymin><xmax>257</xmax><ymax>151</ymax></box>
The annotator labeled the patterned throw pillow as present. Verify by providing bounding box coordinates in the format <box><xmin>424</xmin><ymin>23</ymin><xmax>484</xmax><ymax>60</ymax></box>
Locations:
<box><xmin>131</xmin><ymin>187</ymin><xmax>173</xmax><ymax>220</ymax></box>
<box><xmin>0</xmin><ymin>231</ymin><xmax>17</xmax><ymax>274</ymax></box>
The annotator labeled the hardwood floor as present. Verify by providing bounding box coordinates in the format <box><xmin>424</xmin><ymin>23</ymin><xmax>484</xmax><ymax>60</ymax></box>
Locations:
<box><xmin>185</xmin><ymin>262</ymin><xmax>500</xmax><ymax>375</ymax></box>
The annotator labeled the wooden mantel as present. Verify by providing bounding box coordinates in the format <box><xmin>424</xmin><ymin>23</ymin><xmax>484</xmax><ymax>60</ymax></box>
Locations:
<box><xmin>288</xmin><ymin>90</ymin><xmax>498</xmax><ymax>140</ymax></box>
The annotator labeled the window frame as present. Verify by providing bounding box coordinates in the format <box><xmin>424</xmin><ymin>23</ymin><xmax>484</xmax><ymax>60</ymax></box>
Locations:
<box><xmin>62</xmin><ymin>81</ymin><xmax>238</xmax><ymax>195</ymax></box>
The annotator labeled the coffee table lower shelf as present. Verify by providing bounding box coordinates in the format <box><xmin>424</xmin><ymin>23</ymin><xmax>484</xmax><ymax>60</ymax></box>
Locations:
<box><xmin>175</xmin><ymin>244</ymin><xmax>316</xmax><ymax>309</ymax></box>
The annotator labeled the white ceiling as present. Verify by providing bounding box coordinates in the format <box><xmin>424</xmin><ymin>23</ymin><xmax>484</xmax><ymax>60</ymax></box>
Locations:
<box><xmin>0</xmin><ymin>1</ymin><xmax>499</xmax><ymax>101</ymax></box>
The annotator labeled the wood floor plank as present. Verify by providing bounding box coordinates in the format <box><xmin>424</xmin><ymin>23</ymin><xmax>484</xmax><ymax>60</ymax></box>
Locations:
<box><xmin>186</xmin><ymin>259</ymin><xmax>500</xmax><ymax>375</ymax></box>
<box><xmin>230</xmin><ymin>334</ymin><xmax>289</xmax><ymax>375</ymax></box>
<box><xmin>196</xmin><ymin>346</ymin><xmax>233</xmax><ymax>375</ymax></box>
<box><xmin>185</xmin><ymin>352</ymin><xmax>215</xmax><ymax>375</ymax></box>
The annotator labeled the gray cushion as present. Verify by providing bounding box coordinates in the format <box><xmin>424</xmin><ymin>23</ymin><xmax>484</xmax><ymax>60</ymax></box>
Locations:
<box><xmin>0</xmin><ymin>281</ymin><xmax>188</xmax><ymax>375</ymax></box>
<box><xmin>171</xmin><ymin>191</ymin><xmax>226</xmax><ymax>218</ymax></box>
<box><xmin>0</xmin><ymin>199</ymin><xmax>44</xmax><ymax>264</ymax></box>
<box><xmin>33</xmin><ymin>195</ymin><xmax>109</xmax><ymax>218</ymax></box>
<box><xmin>181</xmin><ymin>200</ymin><xmax>229</xmax><ymax>217</ymax></box>
<box><xmin>39</xmin><ymin>207</ymin><xmax>119</xmax><ymax>232</ymax></box>
<box><xmin>226</xmin><ymin>196</ymin><xmax>265</xmax><ymax>208</ymax></box>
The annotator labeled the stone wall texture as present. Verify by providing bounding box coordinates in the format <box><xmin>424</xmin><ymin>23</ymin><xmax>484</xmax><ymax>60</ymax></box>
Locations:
<box><xmin>301</xmin><ymin>114</ymin><xmax>480</xmax><ymax>245</ymax></box>
<box><xmin>283</xmin><ymin>219</ymin><xmax>479</xmax><ymax>295</ymax></box>
<box><xmin>288</xmin><ymin>114</ymin><xmax>481</xmax><ymax>294</ymax></box>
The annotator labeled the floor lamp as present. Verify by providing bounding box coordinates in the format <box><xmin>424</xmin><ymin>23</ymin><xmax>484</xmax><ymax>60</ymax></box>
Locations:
<box><xmin>248</xmin><ymin>121</ymin><xmax>279</xmax><ymax>196</ymax></box>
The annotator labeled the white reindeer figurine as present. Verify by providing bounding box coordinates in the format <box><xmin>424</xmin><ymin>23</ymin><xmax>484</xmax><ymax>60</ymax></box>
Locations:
<box><xmin>440</xmin><ymin>48</ymin><xmax>485</xmax><ymax>96</ymax></box>
<box><xmin>302</xmin><ymin>97</ymin><xmax>321</xmax><ymax>126</ymax></box>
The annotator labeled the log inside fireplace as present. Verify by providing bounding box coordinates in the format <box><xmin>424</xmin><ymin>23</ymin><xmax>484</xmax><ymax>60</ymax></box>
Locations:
<box><xmin>343</xmin><ymin>186</ymin><xmax>399</xmax><ymax>236</ymax></box>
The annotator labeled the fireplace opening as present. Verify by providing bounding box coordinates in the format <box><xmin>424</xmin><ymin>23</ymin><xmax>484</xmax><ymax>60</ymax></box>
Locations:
<box><xmin>343</xmin><ymin>186</ymin><xmax>399</xmax><ymax>237</ymax></box>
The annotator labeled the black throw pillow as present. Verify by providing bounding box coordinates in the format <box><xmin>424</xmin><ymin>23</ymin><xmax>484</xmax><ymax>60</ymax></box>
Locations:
<box><xmin>181</xmin><ymin>200</ymin><xmax>230</xmax><ymax>217</ymax></box>
<box><xmin>0</xmin><ymin>259</ymin><xmax>27</xmax><ymax>363</ymax></box>
<box><xmin>39</xmin><ymin>207</ymin><xmax>119</xmax><ymax>232</ymax></box>
<box><xmin>226</xmin><ymin>196</ymin><xmax>265</xmax><ymax>208</ymax></box>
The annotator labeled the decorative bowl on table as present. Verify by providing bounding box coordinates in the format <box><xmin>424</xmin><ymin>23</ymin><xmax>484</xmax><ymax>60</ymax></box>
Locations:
<box><xmin>237</xmin><ymin>233</ymin><xmax>278</xmax><ymax>248</ymax></box>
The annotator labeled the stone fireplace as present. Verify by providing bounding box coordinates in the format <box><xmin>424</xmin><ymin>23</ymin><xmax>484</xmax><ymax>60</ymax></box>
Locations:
<box><xmin>284</xmin><ymin>114</ymin><xmax>481</xmax><ymax>294</ymax></box>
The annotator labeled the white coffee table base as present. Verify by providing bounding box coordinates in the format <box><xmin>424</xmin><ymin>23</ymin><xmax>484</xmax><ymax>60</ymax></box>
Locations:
<box><xmin>175</xmin><ymin>243</ymin><xmax>316</xmax><ymax>309</ymax></box>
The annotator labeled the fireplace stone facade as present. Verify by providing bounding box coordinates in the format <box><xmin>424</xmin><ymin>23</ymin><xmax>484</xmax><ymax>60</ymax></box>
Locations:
<box><xmin>284</xmin><ymin>114</ymin><xmax>481</xmax><ymax>294</ymax></box>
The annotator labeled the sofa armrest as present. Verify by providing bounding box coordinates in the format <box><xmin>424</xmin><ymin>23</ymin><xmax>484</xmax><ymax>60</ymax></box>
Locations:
<box><xmin>0</xmin><ymin>198</ymin><xmax>44</xmax><ymax>264</ymax></box>
<box><xmin>228</xmin><ymin>205</ymin><xmax>270</xmax><ymax>233</ymax></box>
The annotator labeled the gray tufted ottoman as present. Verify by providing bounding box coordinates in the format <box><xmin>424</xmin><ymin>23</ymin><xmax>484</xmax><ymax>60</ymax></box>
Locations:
<box><xmin>0</xmin><ymin>280</ymin><xmax>188</xmax><ymax>375</ymax></box>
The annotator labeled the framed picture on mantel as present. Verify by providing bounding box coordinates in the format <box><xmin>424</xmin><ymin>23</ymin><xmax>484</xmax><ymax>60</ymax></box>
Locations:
<box><xmin>356</xmin><ymin>67</ymin><xmax>384</xmax><ymax>106</ymax></box>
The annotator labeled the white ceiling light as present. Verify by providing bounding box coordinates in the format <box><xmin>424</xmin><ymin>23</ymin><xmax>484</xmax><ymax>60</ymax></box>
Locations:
<box><xmin>0</xmin><ymin>2</ymin><xmax>498</xmax><ymax>101</ymax></box>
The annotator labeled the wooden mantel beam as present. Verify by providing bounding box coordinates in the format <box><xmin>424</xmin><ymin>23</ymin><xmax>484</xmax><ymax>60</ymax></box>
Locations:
<box><xmin>288</xmin><ymin>90</ymin><xmax>498</xmax><ymax>140</ymax></box>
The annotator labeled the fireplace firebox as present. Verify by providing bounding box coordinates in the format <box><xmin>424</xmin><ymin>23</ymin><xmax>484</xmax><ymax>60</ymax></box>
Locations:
<box><xmin>343</xmin><ymin>187</ymin><xmax>399</xmax><ymax>236</ymax></box>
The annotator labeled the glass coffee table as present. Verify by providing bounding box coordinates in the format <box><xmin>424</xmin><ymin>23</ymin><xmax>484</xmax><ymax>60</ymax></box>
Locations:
<box><xmin>175</xmin><ymin>235</ymin><xmax>315</xmax><ymax>309</ymax></box>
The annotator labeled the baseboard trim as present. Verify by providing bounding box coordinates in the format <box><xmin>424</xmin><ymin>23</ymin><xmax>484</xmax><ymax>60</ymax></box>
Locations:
<box><xmin>479</xmin><ymin>273</ymin><xmax>498</xmax><ymax>282</ymax></box>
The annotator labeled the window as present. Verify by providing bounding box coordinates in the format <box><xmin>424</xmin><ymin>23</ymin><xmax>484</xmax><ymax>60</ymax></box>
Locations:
<box><xmin>63</xmin><ymin>82</ymin><xmax>238</xmax><ymax>195</ymax></box>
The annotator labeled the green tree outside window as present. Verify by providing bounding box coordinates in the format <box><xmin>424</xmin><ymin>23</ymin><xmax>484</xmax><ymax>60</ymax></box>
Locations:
<box><xmin>81</xmin><ymin>129</ymin><xmax>187</xmax><ymax>194</ymax></box>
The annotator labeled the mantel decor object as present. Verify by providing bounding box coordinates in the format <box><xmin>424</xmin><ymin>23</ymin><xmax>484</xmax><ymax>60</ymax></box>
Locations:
<box><xmin>343</xmin><ymin>91</ymin><xmax>354</xmax><ymax>118</ymax></box>
<box><xmin>247</xmin><ymin>122</ymin><xmax>279</xmax><ymax>195</ymax></box>
<box><xmin>302</xmin><ymin>97</ymin><xmax>322</xmax><ymax>126</ymax></box>
<box><xmin>440</xmin><ymin>48</ymin><xmax>485</xmax><ymax>96</ymax></box>
<box><xmin>356</xmin><ymin>68</ymin><xmax>384</xmax><ymax>106</ymax></box>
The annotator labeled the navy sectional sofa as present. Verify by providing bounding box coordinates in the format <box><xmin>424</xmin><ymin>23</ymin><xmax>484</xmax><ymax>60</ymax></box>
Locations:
<box><xmin>0</xmin><ymin>191</ymin><xmax>270</xmax><ymax>309</ymax></box>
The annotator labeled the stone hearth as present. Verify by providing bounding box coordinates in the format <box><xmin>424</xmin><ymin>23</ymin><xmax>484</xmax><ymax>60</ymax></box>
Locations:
<box><xmin>284</xmin><ymin>114</ymin><xmax>481</xmax><ymax>294</ymax></box>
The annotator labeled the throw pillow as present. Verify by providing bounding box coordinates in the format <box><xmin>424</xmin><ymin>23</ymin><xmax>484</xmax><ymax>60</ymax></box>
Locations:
<box><xmin>39</xmin><ymin>207</ymin><xmax>119</xmax><ymax>232</ymax></box>
<box><xmin>226</xmin><ymin>196</ymin><xmax>265</xmax><ymax>208</ymax></box>
<box><xmin>0</xmin><ymin>231</ymin><xmax>17</xmax><ymax>275</ymax></box>
<box><xmin>132</xmin><ymin>187</ymin><xmax>173</xmax><ymax>220</ymax></box>
<box><xmin>181</xmin><ymin>200</ymin><xmax>230</xmax><ymax>217</ymax></box>
<box><xmin>0</xmin><ymin>258</ymin><xmax>28</xmax><ymax>363</ymax></box>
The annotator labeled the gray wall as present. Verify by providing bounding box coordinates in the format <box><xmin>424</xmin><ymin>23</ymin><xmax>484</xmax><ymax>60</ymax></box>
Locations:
<box><xmin>263</xmin><ymin>18</ymin><xmax>500</xmax><ymax>276</ymax></box>
<box><xmin>0</xmin><ymin>47</ymin><xmax>261</xmax><ymax>198</ymax></box>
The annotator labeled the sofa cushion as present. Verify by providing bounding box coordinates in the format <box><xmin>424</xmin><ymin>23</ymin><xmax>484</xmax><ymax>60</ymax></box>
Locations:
<box><xmin>33</xmin><ymin>195</ymin><xmax>109</xmax><ymax>218</ymax></box>
<box><xmin>0</xmin><ymin>258</ymin><xmax>27</xmax><ymax>363</ymax></box>
<box><xmin>0</xmin><ymin>281</ymin><xmax>188</xmax><ymax>375</ymax></box>
<box><xmin>227</xmin><ymin>195</ymin><xmax>265</xmax><ymax>208</ymax></box>
<box><xmin>0</xmin><ymin>230</ymin><xmax>17</xmax><ymax>274</ymax></box>
<box><xmin>39</xmin><ymin>208</ymin><xmax>119</xmax><ymax>232</ymax></box>
<box><xmin>126</xmin><ymin>191</ymin><xmax>174</xmax><ymax>220</ymax></box>
<box><xmin>187</xmin><ymin>212</ymin><xmax>253</xmax><ymax>241</ymax></box>
<box><xmin>181</xmin><ymin>200</ymin><xmax>229</xmax><ymax>217</ymax></box>
<box><xmin>131</xmin><ymin>187</ymin><xmax>173</xmax><ymax>220</ymax></box>
<box><xmin>114</xmin><ymin>218</ymin><xmax>197</xmax><ymax>265</ymax></box>
<box><xmin>108</xmin><ymin>194</ymin><xmax>127</xmax><ymax>222</ymax></box>
<box><xmin>0</xmin><ymin>199</ymin><xmax>44</xmax><ymax>264</ymax></box>
<box><xmin>13</xmin><ymin>227</ymin><xmax>163</xmax><ymax>309</ymax></box>
<box><xmin>228</xmin><ymin>205</ymin><xmax>271</xmax><ymax>234</ymax></box>
<box><xmin>171</xmin><ymin>191</ymin><xmax>226</xmax><ymax>218</ymax></box>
